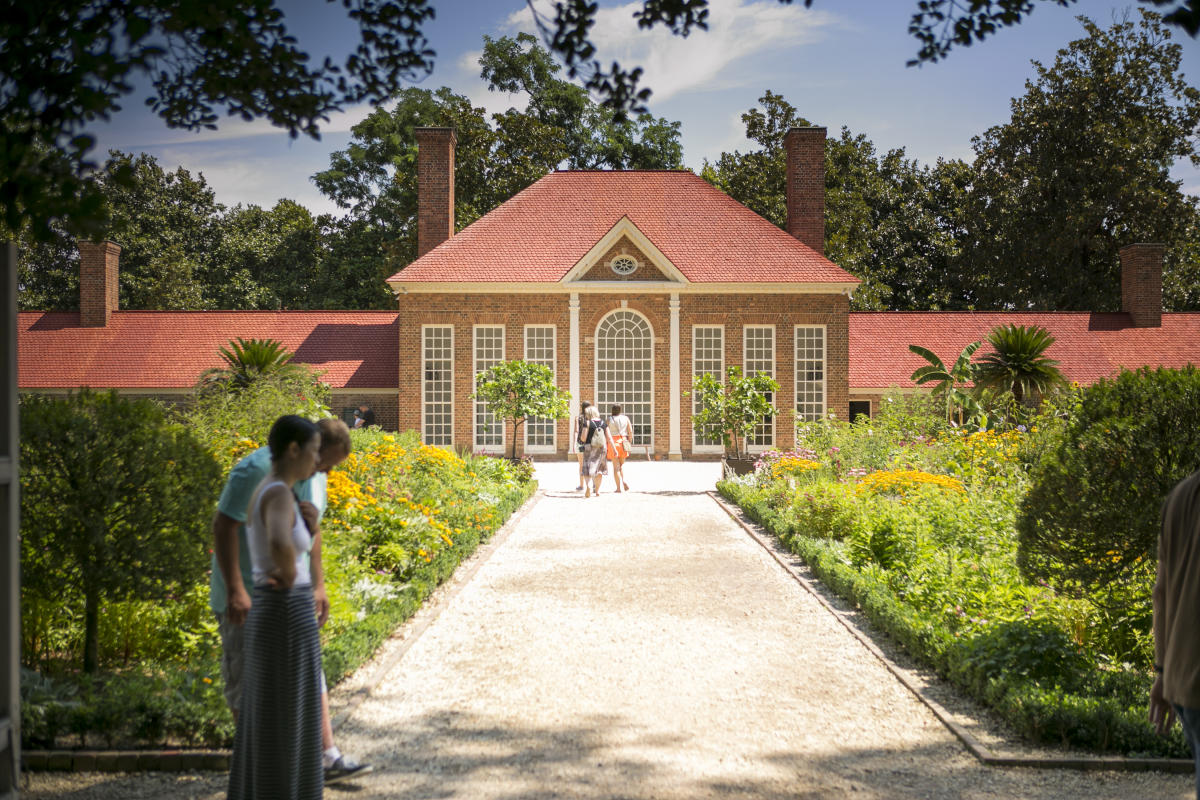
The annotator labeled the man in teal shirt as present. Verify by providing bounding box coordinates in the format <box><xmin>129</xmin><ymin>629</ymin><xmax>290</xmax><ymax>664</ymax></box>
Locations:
<box><xmin>210</xmin><ymin>418</ymin><xmax>369</xmax><ymax>783</ymax></box>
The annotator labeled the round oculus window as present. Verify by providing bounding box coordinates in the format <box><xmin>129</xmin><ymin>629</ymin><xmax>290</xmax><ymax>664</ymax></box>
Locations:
<box><xmin>611</xmin><ymin>256</ymin><xmax>638</xmax><ymax>275</ymax></box>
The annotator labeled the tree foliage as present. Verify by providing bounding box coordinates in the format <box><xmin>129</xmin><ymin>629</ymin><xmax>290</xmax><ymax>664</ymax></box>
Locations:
<box><xmin>2</xmin><ymin>0</ymin><xmax>437</xmax><ymax>240</ymax></box>
<box><xmin>908</xmin><ymin>341</ymin><xmax>982</xmax><ymax>424</ymax></box>
<box><xmin>473</xmin><ymin>360</ymin><xmax>572</xmax><ymax>460</ymax></box>
<box><xmin>312</xmin><ymin>33</ymin><xmax>682</xmax><ymax>292</ymax></box>
<box><xmin>19</xmin><ymin>390</ymin><xmax>222</xmax><ymax>672</ymax></box>
<box><xmin>701</xmin><ymin>91</ymin><xmax>965</xmax><ymax>311</ymax></box>
<box><xmin>1017</xmin><ymin>367</ymin><xmax>1200</xmax><ymax>622</ymax></box>
<box><xmin>690</xmin><ymin>366</ymin><xmax>779</xmax><ymax>460</ymax></box>
<box><xmin>961</xmin><ymin>11</ymin><xmax>1200</xmax><ymax>310</ymax></box>
<box><xmin>973</xmin><ymin>324</ymin><xmax>1065</xmax><ymax>404</ymax></box>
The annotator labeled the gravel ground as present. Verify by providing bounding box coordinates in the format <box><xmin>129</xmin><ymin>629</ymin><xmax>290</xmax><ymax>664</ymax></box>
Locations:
<box><xmin>22</xmin><ymin>461</ymin><xmax>1193</xmax><ymax>799</ymax></box>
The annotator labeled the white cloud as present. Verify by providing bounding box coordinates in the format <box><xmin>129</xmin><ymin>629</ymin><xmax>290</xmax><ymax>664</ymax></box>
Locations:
<box><xmin>585</xmin><ymin>0</ymin><xmax>840</xmax><ymax>102</ymax></box>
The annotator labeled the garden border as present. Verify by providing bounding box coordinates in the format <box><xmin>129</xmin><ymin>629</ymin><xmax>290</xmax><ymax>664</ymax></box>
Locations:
<box><xmin>20</xmin><ymin>487</ymin><xmax>545</xmax><ymax>773</ymax></box>
<box><xmin>708</xmin><ymin>490</ymin><xmax>1194</xmax><ymax>775</ymax></box>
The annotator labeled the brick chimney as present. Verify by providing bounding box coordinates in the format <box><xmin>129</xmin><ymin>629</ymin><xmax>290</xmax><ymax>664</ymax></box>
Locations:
<box><xmin>78</xmin><ymin>239</ymin><xmax>120</xmax><ymax>327</ymax></box>
<box><xmin>415</xmin><ymin>127</ymin><xmax>456</xmax><ymax>258</ymax></box>
<box><xmin>784</xmin><ymin>126</ymin><xmax>826</xmax><ymax>256</ymax></box>
<box><xmin>1120</xmin><ymin>243</ymin><xmax>1164</xmax><ymax>328</ymax></box>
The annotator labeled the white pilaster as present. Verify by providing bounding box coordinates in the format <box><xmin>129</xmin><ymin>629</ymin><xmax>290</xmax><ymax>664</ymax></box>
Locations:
<box><xmin>569</xmin><ymin>293</ymin><xmax>581</xmax><ymax>413</ymax></box>
<box><xmin>669</xmin><ymin>294</ymin><xmax>682</xmax><ymax>460</ymax></box>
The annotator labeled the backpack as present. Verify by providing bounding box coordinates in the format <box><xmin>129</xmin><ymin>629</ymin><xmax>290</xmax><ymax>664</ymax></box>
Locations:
<box><xmin>584</xmin><ymin>418</ymin><xmax>606</xmax><ymax>444</ymax></box>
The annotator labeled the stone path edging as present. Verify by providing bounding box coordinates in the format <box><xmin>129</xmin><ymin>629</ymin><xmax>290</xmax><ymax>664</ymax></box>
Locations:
<box><xmin>20</xmin><ymin>489</ymin><xmax>545</xmax><ymax>774</ymax></box>
<box><xmin>708</xmin><ymin>490</ymin><xmax>1194</xmax><ymax>775</ymax></box>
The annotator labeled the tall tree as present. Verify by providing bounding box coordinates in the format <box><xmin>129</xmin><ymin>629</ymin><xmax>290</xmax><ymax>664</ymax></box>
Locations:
<box><xmin>701</xmin><ymin>91</ymin><xmax>963</xmax><ymax>310</ymax></box>
<box><xmin>19</xmin><ymin>390</ymin><xmax>222</xmax><ymax>672</ymax></box>
<box><xmin>2</xmin><ymin>0</ymin><xmax>437</xmax><ymax>240</ymax></box>
<box><xmin>961</xmin><ymin>11</ymin><xmax>1200</xmax><ymax>310</ymax></box>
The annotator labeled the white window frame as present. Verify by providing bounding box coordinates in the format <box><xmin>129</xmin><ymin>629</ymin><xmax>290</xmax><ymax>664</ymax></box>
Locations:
<box><xmin>595</xmin><ymin>308</ymin><xmax>655</xmax><ymax>448</ymax></box>
<box><xmin>473</xmin><ymin>325</ymin><xmax>505</xmax><ymax>453</ymax></box>
<box><xmin>523</xmin><ymin>324</ymin><xmax>558</xmax><ymax>454</ymax></box>
<box><xmin>743</xmin><ymin>324</ymin><xmax>775</xmax><ymax>453</ymax></box>
<box><xmin>691</xmin><ymin>324</ymin><xmax>725</xmax><ymax>454</ymax></box>
<box><xmin>794</xmin><ymin>325</ymin><xmax>827</xmax><ymax>423</ymax></box>
<box><xmin>421</xmin><ymin>324</ymin><xmax>454</xmax><ymax>447</ymax></box>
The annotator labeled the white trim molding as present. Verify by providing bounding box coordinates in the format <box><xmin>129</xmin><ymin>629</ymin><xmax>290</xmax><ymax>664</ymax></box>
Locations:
<box><xmin>668</xmin><ymin>294</ymin><xmax>681</xmax><ymax>459</ymax></box>
<box><xmin>389</xmin><ymin>281</ymin><xmax>858</xmax><ymax>295</ymax></box>
<box><xmin>569</xmin><ymin>293</ymin><xmax>580</xmax><ymax>421</ymax></box>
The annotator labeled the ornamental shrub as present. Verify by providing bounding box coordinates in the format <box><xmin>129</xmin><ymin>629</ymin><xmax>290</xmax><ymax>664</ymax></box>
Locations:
<box><xmin>1016</xmin><ymin>367</ymin><xmax>1200</xmax><ymax>627</ymax></box>
<box><xmin>20</xmin><ymin>390</ymin><xmax>222</xmax><ymax>673</ymax></box>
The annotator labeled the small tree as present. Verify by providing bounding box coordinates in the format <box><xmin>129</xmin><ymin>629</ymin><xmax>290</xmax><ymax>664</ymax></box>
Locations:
<box><xmin>974</xmin><ymin>324</ymin><xmax>1065</xmax><ymax>406</ymax></box>
<box><xmin>198</xmin><ymin>337</ymin><xmax>306</xmax><ymax>395</ymax></box>
<box><xmin>909</xmin><ymin>341</ymin><xmax>982</xmax><ymax>425</ymax></box>
<box><xmin>473</xmin><ymin>360</ymin><xmax>571</xmax><ymax>460</ymax></box>
<box><xmin>19</xmin><ymin>390</ymin><xmax>222</xmax><ymax>672</ymax></box>
<box><xmin>690</xmin><ymin>366</ymin><xmax>779</xmax><ymax>460</ymax></box>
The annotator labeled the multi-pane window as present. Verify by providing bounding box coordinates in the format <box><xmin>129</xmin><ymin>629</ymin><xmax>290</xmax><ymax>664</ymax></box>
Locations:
<box><xmin>473</xmin><ymin>326</ymin><xmax>505</xmax><ymax>449</ymax></box>
<box><xmin>422</xmin><ymin>326</ymin><xmax>453</xmax><ymax>446</ymax></box>
<box><xmin>692</xmin><ymin>325</ymin><xmax>724</xmax><ymax>450</ymax></box>
<box><xmin>744</xmin><ymin>325</ymin><xmax>775</xmax><ymax>449</ymax></box>
<box><xmin>795</xmin><ymin>326</ymin><xmax>826</xmax><ymax>422</ymax></box>
<box><xmin>596</xmin><ymin>310</ymin><xmax>652</xmax><ymax>446</ymax></box>
<box><xmin>524</xmin><ymin>325</ymin><xmax>557</xmax><ymax>450</ymax></box>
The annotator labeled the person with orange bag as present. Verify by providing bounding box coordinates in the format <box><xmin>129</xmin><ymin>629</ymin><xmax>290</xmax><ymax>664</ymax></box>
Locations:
<box><xmin>607</xmin><ymin>404</ymin><xmax>632</xmax><ymax>493</ymax></box>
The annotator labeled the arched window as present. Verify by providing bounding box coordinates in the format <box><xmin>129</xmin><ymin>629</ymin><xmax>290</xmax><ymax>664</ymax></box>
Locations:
<box><xmin>595</xmin><ymin>310</ymin><xmax>653</xmax><ymax>446</ymax></box>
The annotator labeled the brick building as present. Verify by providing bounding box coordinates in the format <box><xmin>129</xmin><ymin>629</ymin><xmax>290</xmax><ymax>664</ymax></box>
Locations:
<box><xmin>17</xmin><ymin>128</ymin><xmax>1200</xmax><ymax>458</ymax></box>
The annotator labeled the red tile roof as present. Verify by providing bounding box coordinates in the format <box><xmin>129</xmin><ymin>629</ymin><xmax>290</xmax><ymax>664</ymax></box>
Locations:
<box><xmin>18</xmin><ymin>311</ymin><xmax>399</xmax><ymax>389</ymax></box>
<box><xmin>850</xmin><ymin>312</ymin><xmax>1200</xmax><ymax>389</ymax></box>
<box><xmin>389</xmin><ymin>170</ymin><xmax>859</xmax><ymax>284</ymax></box>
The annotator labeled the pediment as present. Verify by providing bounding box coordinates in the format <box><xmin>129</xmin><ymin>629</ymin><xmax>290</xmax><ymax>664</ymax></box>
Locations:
<box><xmin>562</xmin><ymin>217</ymin><xmax>687</xmax><ymax>285</ymax></box>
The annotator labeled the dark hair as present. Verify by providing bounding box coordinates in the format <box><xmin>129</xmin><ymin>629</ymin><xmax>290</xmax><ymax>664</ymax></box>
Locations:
<box><xmin>580</xmin><ymin>400</ymin><xmax>592</xmax><ymax>412</ymax></box>
<box><xmin>610</xmin><ymin>405</ymin><xmax>622</xmax><ymax>416</ymax></box>
<box><xmin>268</xmin><ymin>415</ymin><xmax>320</xmax><ymax>462</ymax></box>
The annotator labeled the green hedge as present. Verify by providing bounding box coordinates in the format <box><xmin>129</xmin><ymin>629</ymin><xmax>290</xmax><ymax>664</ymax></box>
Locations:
<box><xmin>720</xmin><ymin>480</ymin><xmax>1188</xmax><ymax>758</ymax></box>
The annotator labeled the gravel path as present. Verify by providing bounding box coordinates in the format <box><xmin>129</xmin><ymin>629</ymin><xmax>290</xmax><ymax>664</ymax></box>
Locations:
<box><xmin>22</xmin><ymin>462</ymin><xmax>1193</xmax><ymax>798</ymax></box>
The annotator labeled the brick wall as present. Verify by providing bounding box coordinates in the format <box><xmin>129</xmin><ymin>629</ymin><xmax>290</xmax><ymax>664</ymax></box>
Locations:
<box><xmin>78</xmin><ymin>240</ymin><xmax>120</xmax><ymax>327</ymax></box>
<box><xmin>398</xmin><ymin>291</ymin><xmax>850</xmax><ymax>459</ymax></box>
<box><xmin>679</xmin><ymin>293</ymin><xmax>848</xmax><ymax>455</ymax></box>
<box><xmin>415</xmin><ymin>128</ymin><xmax>457</xmax><ymax>258</ymax></box>
<box><xmin>784</xmin><ymin>127</ymin><xmax>826</xmax><ymax>256</ymax></box>
<box><xmin>1120</xmin><ymin>243</ymin><xmax>1164</xmax><ymax>328</ymax></box>
<box><xmin>331</xmin><ymin>392</ymin><xmax>399</xmax><ymax>431</ymax></box>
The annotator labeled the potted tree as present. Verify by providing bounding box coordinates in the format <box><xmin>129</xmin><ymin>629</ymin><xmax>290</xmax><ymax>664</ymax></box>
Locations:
<box><xmin>690</xmin><ymin>366</ymin><xmax>779</xmax><ymax>475</ymax></box>
<box><xmin>473</xmin><ymin>360</ymin><xmax>572</xmax><ymax>460</ymax></box>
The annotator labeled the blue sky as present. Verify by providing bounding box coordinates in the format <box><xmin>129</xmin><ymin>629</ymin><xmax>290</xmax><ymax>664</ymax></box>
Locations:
<box><xmin>92</xmin><ymin>0</ymin><xmax>1200</xmax><ymax>217</ymax></box>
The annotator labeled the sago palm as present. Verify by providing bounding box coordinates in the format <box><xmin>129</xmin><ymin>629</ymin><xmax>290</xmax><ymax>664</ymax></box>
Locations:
<box><xmin>974</xmin><ymin>324</ymin><xmax>1065</xmax><ymax>405</ymax></box>
<box><xmin>200</xmin><ymin>337</ymin><xmax>302</xmax><ymax>392</ymax></box>
<box><xmin>909</xmin><ymin>341</ymin><xmax>982</xmax><ymax>425</ymax></box>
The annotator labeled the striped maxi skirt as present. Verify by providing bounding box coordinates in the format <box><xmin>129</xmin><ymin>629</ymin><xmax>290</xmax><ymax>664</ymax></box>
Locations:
<box><xmin>227</xmin><ymin>584</ymin><xmax>323</xmax><ymax>800</ymax></box>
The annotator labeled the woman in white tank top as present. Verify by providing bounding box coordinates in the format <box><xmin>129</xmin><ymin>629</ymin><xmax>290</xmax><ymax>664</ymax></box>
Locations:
<box><xmin>228</xmin><ymin>415</ymin><xmax>325</xmax><ymax>800</ymax></box>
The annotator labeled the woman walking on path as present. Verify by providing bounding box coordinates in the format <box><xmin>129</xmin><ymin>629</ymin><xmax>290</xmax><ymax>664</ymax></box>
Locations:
<box><xmin>608</xmin><ymin>405</ymin><xmax>632</xmax><ymax>492</ymax></box>
<box><xmin>581</xmin><ymin>405</ymin><xmax>611</xmax><ymax>497</ymax></box>
<box><xmin>228</xmin><ymin>415</ymin><xmax>324</xmax><ymax>800</ymax></box>
<box><xmin>574</xmin><ymin>401</ymin><xmax>592</xmax><ymax>491</ymax></box>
